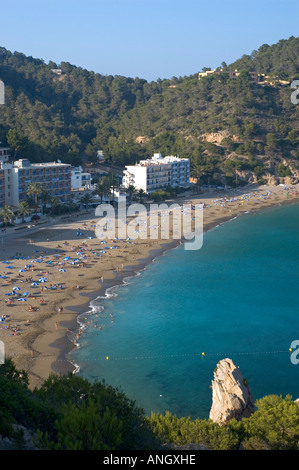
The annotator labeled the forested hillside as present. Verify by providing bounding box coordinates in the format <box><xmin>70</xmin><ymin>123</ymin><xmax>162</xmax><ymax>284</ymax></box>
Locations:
<box><xmin>0</xmin><ymin>36</ymin><xmax>299</xmax><ymax>186</ymax></box>
<box><xmin>1</xmin><ymin>359</ymin><xmax>299</xmax><ymax>450</ymax></box>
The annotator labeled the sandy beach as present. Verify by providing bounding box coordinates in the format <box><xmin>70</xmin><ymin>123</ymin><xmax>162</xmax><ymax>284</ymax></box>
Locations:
<box><xmin>0</xmin><ymin>182</ymin><xmax>298</xmax><ymax>389</ymax></box>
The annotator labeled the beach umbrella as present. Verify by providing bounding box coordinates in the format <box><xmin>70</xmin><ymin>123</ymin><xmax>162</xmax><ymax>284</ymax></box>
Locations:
<box><xmin>64</xmin><ymin>256</ymin><xmax>71</xmax><ymax>261</ymax></box>
<box><xmin>59</xmin><ymin>269</ymin><xmax>66</xmax><ymax>272</ymax></box>
<box><xmin>31</xmin><ymin>282</ymin><xmax>39</xmax><ymax>286</ymax></box>
<box><xmin>19</xmin><ymin>269</ymin><xmax>25</xmax><ymax>272</ymax></box>
<box><xmin>18</xmin><ymin>298</ymin><xmax>27</xmax><ymax>301</ymax></box>
<box><xmin>22</xmin><ymin>292</ymin><xmax>29</xmax><ymax>296</ymax></box>
<box><xmin>5</xmin><ymin>292</ymin><xmax>14</xmax><ymax>296</ymax></box>
<box><xmin>12</xmin><ymin>286</ymin><xmax>21</xmax><ymax>291</ymax></box>
<box><xmin>39</xmin><ymin>277</ymin><xmax>47</xmax><ymax>282</ymax></box>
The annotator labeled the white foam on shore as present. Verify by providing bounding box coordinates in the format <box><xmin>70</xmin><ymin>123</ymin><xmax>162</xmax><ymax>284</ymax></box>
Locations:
<box><xmin>69</xmin><ymin>242</ymin><xmax>183</xmax><ymax>374</ymax></box>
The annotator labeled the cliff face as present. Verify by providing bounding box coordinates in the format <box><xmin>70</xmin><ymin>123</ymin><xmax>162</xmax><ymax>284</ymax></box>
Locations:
<box><xmin>209</xmin><ymin>358</ymin><xmax>255</xmax><ymax>425</ymax></box>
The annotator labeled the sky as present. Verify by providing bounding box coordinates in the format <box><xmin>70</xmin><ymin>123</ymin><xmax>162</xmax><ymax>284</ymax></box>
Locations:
<box><xmin>1</xmin><ymin>0</ymin><xmax>298</xmax><ymax>82</ymax></box>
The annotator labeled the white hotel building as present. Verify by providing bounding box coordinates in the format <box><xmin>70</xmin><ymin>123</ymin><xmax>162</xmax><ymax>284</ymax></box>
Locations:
<box><xmin>123</xmin><ymin>153</ymin><xmax>190</xmax><ymax>193</ymax></box>
<box><xmin>71</xmin><ymin>165</ymin><xmax>92</xmax><ymax>190</ymax></box>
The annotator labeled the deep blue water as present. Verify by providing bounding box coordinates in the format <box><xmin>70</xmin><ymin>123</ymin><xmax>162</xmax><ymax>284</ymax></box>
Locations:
<box><xmin>71</xmin><ymin>203</ymin><xmax>299</xmax><ymax>420</ymax></box>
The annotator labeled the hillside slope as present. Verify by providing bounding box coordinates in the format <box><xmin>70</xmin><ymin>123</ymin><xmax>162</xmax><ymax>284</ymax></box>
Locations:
<box><xmin>0</xmin><ymin>36</ymin><xmax>299</xmax><ymax>186</ymax></box>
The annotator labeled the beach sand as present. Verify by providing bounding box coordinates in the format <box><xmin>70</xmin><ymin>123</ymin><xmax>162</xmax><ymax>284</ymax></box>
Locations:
<box><xmin>0</xmin><ymin>183</ymin><xmax>298</xmax><ymax>389</ymax></box>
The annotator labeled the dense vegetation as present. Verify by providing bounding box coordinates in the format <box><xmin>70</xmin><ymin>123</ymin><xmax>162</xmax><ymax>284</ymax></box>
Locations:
<box><xmin>1</xmin><ymin>358</ymin><xmax>299</xmax><ymax>450</ymax></box>
<box><xmin>0</xmin><ymin>358</ymin><xmax>159</xmax><ymax>450</ymax></box>
<box><xmin>0</xmin><ymin>36</ymin><xmax>299</xmax><ymax>186</ymax></box>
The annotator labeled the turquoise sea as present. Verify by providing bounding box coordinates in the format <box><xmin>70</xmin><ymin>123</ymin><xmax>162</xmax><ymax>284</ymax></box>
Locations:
<box><xmin>71</xmin><ymin>202</ymin><xmax>299</xmax><ymax>420</ymax></box>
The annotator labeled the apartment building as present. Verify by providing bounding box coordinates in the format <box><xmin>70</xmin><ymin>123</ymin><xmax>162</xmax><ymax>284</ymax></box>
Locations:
<box><xmin>0</xmin><ymin>158</ymin><xmax>71</xmax><ymax>208</ymax></box>
<box><xmin>10</xmin><ymin>159</ymin><xmax>71</xmax><ymax>207</ymax></box>
<box><xmin>0</xmin><ymin>168</ymin><xmax>5</xmax><ymax>207</ymax></box>
<box><xmin>71</xmin><ymin>165</ymin><xmax>92</xmax><ymax>190</ymax></box>
<box><xmin>0</xmin><ymin>147</ymin><xmax>10</xmax><ymax>162</ymax></box>
<box><xmin>123</xmin><ymin>153</ymin><xmax>190</xmax><ymax>193</ymax></box>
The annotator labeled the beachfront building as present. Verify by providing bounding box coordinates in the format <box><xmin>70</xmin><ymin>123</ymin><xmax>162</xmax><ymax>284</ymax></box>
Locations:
<box><xmin>0</xmin><ymin>147</ymin><xmax>10</xmax><ymax>163</ymax></box>
<box><xmin>0</xmin><ymin>166</ymin><xmax>6</xmax><ymax>207</ymax></box>
<box><xmin>0</xmin><ymin>148</ymin><xmax>11</xmax><ymax>207</ymax></box>
<box><xmin>6</xmin><ymin>159</ymin><xmax>71</xmax><ymax>208</ymax></box>
<box><xmin>122</xmin><ymin>153</ymin><xmax>190</xmax><ymax>193</ymax></box>
<box><xmin>71</xmin><ymin>165</ymin><xmax>92</xmax><ymax>190</ymax></box>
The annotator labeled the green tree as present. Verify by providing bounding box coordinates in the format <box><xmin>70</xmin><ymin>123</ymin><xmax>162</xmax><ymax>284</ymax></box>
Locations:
<box><xmin>40</xmin><ymin>189</ymin><xmax>51</xmax><ymax>215</ymax></box>
<box><xmin>27</xmin><ymin>182</ymin><xmax>43</xmax><ymax>207</ymax></box>
<box><xmin>80</xmin><ymin>192</ymin><xmax>93</xmax><ymax>211</ymax></box>
<box><xmin>126</xmin><ymin>184</ymin><xmax>136</xmax><ymax>202</ymax></box>
<box><xmin>242</xmin><ymin>395</ymin><xmax>299</xmax><ymax>450</ymax></box>
<box><xmin>277</xmin><ymin>164</ymin><xmax>291</xmax><ymax>177</ymax></box>
<box><xmin>35</xmin><ymin>373</ymin><xmax>159</xmax><ymax>450</ymax></box>
<box><xmin>0</xmin><ymin>357</ymin><xmax>29</xmax><ymax>387</ymax></box>
<box><xmin>137</xmin><ymin>188</ymin><xmax>146</xmax><ymax>203</ymax></box>
<box><xmin>17</xmin><ymin>201</ymin><xmax>30</xmax><ymax>222</ymax></box>
<box><xmin>45</xmin><ymin>400</ymin><xmax>123</xmax><ymax>450</ymax></box>
<box><xmin>243</xmin><ymin>122</ymin><xmax>257</xmax><ymax>140</ymax></box>
<box><xmin>265</xmin><ymin>133</ymin><xmax>277</xmax><ymax>152</ymax></box>
<box><xmin>287</xmin><ymin>129</ymin><xmax>299</xmax><ymax>145</ymax></box>
<box><xmin>0</xmin><ymin>205</ymin><xmax>15</xmax><ymax>225</ymax></box>
<box><xmin>6</xmin><ymin>129</ymin><xmax>29</xmax><ymax>161</ymax></box>
<box><xmin>149</xmin><ymin>411</ymin><xmax>240</xmax><ymax>450</ymax></box>
<box><xmin>93</xmin><ymin>179</ymin><xmax>110</xmax><ymax>203</ymax></box>
<box><xmin>150</xmin><ymin>189</ymin><xmax>171</xmax><ymax>202</ymax></box>
<box><xmin>49</xmin><ymin>197</ymin><xmax>61</xmax><ymax>216</ymax></box>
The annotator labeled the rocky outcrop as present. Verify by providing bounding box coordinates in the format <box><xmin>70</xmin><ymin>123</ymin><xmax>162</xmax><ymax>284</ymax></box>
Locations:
<box><xmin>209</xmin><ymin>358</ymin><xmax>255</xmax><ymax>425</ymax></box>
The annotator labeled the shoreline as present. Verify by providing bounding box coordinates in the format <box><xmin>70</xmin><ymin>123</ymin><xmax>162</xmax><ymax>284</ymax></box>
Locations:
<box><xmin>50</xmin><ymin>239</ymin><xmax>182</xmax><ymax>377</ymax></box>
<box><xmin>53</xmin><ymin>189</ymin><xmax>299</xmax><ymax>379</ymax></box>
<box><xmin>0</xmin><ymin>183</ymin><xmax>298</xmax><ymax>389</ymax></box>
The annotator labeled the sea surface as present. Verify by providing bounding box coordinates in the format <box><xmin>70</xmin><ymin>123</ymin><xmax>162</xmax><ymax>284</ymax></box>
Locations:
<box><xmin>71</xmin><ymin>202</ymin><xmax>299</xmax><ymax>420</ymax></box>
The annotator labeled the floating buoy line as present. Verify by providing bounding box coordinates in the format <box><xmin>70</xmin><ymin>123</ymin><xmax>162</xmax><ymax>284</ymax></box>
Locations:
<box><xmin>19</xmin><ymin>348</ymin><xmax>293</xmax><ymax>363</ymax></box>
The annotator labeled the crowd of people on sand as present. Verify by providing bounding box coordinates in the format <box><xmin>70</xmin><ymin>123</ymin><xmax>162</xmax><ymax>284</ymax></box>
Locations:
<box><xmin>0</xmin><ymin>184</ymin><xmax>298</xmax><ymax>350</ymax></box>
<box><xmin>204</xmin><ymin>185</ymin><xmax>298</xmax><ymax>210</ymax></box>
<box><xmin>0</xmin><ymin>218</ymin><xmax>145</xmax><ymax>345</ymax></box>
<box><xmin>0</xmin><ymin>314</ymin><xmax>22</xmax><ymax>336</ymax></box>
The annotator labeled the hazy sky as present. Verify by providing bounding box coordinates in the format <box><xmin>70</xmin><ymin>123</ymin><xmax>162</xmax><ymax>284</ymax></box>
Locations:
<box><xmin>1</xmin><ymin>0</ymin><xmax>298</xmax><ymax>81</ymax></box>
